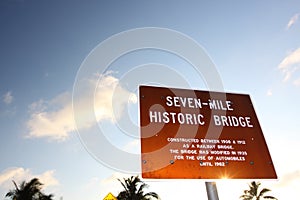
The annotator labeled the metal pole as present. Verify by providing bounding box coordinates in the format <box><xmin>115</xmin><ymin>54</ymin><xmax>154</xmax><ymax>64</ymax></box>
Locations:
<box><xmin>205</xmin><ymin>181</ymin><xmax>219</xmax><ymax>200</ymax></box>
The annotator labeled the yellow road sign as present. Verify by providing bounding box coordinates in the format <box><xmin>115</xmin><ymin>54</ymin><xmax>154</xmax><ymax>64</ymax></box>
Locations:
<box><xmin>103</xmin><ymin>192</ymin><xmax>117</xmax><ymax>200</ymax></box>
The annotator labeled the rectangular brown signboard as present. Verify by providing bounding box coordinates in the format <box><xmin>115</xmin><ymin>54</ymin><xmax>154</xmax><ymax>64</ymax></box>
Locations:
<box><xmin>139</xmin><ymin>85</ymin><xmax>277</xmax><ymax>179</ymax></box>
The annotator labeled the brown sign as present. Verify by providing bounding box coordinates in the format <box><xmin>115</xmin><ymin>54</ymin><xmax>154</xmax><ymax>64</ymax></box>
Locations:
<box><xmin>139</xmin><ymin>86</ymin><xmax>277</xmax><ymax>179</ymax></box>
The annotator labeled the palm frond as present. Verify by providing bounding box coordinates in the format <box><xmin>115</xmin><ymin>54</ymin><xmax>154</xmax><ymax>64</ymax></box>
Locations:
<box><xmin>5</xmin><ymin>178</ymin><xmax>53</xmax><ymax>200</ymax></box>
<box><xmin>117</xmin><ymin>176</ymin><xmax>159</xmax><ymax>200</ymax></box>
<box><xmin>263</xmin><ymin>196</ymin><xmax>277</xmax><ymax>199</ymax></box>
<box><xmin>240</xmin><ymin>181</ymin><xmax>277</xmax><ymax>200</ymax></box>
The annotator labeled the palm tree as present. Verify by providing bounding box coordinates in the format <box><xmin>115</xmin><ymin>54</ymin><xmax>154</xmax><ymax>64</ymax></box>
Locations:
<box><xmin>5</xmin><ymin>178</ymin><xmax>54</xmax><ymax>200</ymax></box>
<box><xmin>240</xmin><ymin>181</ymin><xmax>277</xmax><ymax>200</ymax></box>
<box><xmin>117</xmin><ymin>176</ymin><xmax>159</xmax><ymax>200</ymax></box>
<box><xmin>39</xmin><ymin>194</ymin><xmax>54</xmax><ymax>200</ymax></box>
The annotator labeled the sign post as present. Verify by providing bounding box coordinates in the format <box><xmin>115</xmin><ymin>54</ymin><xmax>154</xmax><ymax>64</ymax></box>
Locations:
<box><xmin>205</xmin><ymin>182</ymin><xmax>219</xmax><ymax>200</ymax></box>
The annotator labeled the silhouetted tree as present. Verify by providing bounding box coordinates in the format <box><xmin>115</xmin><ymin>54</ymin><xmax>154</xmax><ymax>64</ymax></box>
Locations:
<box><xmin>117</xmin><ymin>176</ymin><xmax>159</xmax><ymax>200</ymax></box>
<box><xmin>5</xmin><ymin>178</ymin><xmax>54</xmax><ymax>200</ymax></box>
<box><xmin>240</xmin><ymin>181</ymin><xmax>277</xmax><ymax>200</ymax></box>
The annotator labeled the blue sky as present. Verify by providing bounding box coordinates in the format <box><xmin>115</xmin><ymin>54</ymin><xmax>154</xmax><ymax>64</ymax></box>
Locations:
<box><xmin>0</xmin><ymin>0</ymin><xmax>300</xmax><ymax>199</ymax></box>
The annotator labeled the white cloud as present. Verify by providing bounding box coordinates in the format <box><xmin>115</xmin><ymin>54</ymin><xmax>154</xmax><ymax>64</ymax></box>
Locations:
<box><xmin>26</xmin><ymin>73</ymin><xmax>137</xmax><ymax>141</ymax></box>
<box><xmin>293</xmin><ymin>78</ymin><xmax>300</xmax><ymax>86</ymax></box>
<box><xmin>286</xmin><ymin>13</ymin><xmax>299</xmax><ymax>29</ymax></box>
<box><xmin>38</xmin><ymin>170</ymin><xmax>59</xmax><ymax>189</ymax></box>
<box><xmin>0</xmin><ymin>167</ymin><xmax>59</xmax><ymax>191</ymax></box>
<box><xmin>278</xmin><ymin>48</ymin><xmax>300</xmax><ymax>70</ymax></box>
<box><xmin>3</xmin><ymin>91</ymin><xmax>13</xmax><ymax>105</ymax></box>
<box><xmin>100</xmin><ymin>172</ymin><xmax>130</xmax><ymax>185</ymax></box>
<box><xmin>267</xmin><ymin>89</ymin><xmax>273</xmax><ymax>96</ymax></box>
<box><xmin>94</xmin><ymin>75</ymin><xmax>137</xmax><ymax>123</ymax></box>
<box><xmin>278</xmin><ymin>48</ymin><xmax>300</xmax><ymax>85</ymax></box>
<box><xmin>269</xmin><ymin>170</ymin><xmax>300</xmax><ymax>200</ymax></box>
<box><xmin>123</xmin><ymin>139</ymin><xmax>140</xmax><ymax>154</ymax></box>
<box><xmin>26</xmin><ymin>92</ymin><xmax>74</xmax><ymax>141</ymax></box>
<box><xmin>82</xmin><ymin>172</ymin><xmax>129</xmax><ymax>199</ymax></box>
<box><xmin>275</xmin><ymin>170</ymin><xmax>300</xmax><ymax>188</ymax></box>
